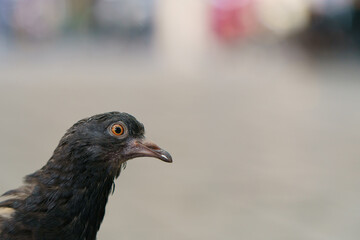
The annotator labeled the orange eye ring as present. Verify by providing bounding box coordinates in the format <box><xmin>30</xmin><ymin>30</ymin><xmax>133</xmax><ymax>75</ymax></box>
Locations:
<box><xmin>111</xmin><ymin>124</ymin><xmax>125</xmax><ymax>136</ymax></box>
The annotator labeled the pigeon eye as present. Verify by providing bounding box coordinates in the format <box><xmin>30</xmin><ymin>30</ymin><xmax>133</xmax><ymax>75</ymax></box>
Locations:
<box><xmin>110</xmin><ymin>124</ymin><xmax>125</xmax><ymax>136</ymax></box>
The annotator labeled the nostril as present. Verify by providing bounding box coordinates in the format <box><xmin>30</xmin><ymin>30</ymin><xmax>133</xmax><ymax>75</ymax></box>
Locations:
<box><xmin>142</xmin><ymin>142</ymin><xmax>161</xmax><ymax>150</ymax></box>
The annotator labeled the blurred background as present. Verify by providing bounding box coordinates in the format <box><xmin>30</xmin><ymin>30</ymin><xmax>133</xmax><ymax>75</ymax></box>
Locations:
<box><xmin>1</xmin><ymin>0</ymin><xmax>360</xmax><ymax>239</ymax></box>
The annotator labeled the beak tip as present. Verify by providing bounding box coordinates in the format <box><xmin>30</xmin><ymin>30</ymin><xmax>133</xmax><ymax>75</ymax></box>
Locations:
<box><xmin>160</xmin><ymin>154</ymin><xmax>173</xmax><ymax>163</ymax></box>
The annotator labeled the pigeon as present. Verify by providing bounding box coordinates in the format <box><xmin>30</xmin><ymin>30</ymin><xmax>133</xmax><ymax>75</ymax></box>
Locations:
<box><xmin>0</xmin><ymin>112</ymin><xmax>172</xmax><ymax>240</ymax></box>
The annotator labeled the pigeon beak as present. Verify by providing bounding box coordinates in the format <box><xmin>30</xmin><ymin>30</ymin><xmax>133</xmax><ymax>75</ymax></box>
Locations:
<box><xmin>124</xmin><ymin>139</ymin><xmax>173</xmax><ymax>163</ymax></box>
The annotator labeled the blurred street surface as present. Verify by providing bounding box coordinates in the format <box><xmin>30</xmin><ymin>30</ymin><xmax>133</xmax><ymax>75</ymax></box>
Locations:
<box><xmin>0</xmin><ymin>41</ymin><xmax>360</xmax><ymax>240</ymax></box>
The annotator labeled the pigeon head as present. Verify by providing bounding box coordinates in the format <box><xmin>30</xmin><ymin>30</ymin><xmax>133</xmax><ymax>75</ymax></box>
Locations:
<box><xmin>0</xmin><ymin>112</ymin><xmax>172</xmax><ymax>240</ymax></box>
<box><xmin>52</xmin><ymin>112</ymin><xmax>172</xmax><ymax>177</ymax></box>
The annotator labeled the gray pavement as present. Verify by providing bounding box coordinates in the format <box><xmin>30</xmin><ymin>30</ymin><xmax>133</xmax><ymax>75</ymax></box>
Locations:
<box><xmin>0</xmin><ymin>43</ymin><xmax>360</xmax><ymax>240</ymax></box>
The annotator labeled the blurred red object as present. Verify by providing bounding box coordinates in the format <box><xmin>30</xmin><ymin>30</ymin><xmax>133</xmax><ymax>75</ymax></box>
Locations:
<box><xmin>210</xmin><ymin>0</ymin><xmax>256</xmax><ymax>42</ymax></box>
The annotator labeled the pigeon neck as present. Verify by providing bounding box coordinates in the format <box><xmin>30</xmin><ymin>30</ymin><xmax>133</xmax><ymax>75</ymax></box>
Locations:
<box><xmin>24</xmin><ymin>157</ymin><xmax>117</xmax><ymax>240</ymax></box>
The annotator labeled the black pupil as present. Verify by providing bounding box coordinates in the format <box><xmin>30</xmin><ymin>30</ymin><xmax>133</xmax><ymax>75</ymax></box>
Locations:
<box><xmin>114</xmin><ymin>126</ymin><xmax>122</xmax><ymax>134</ymax></box>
